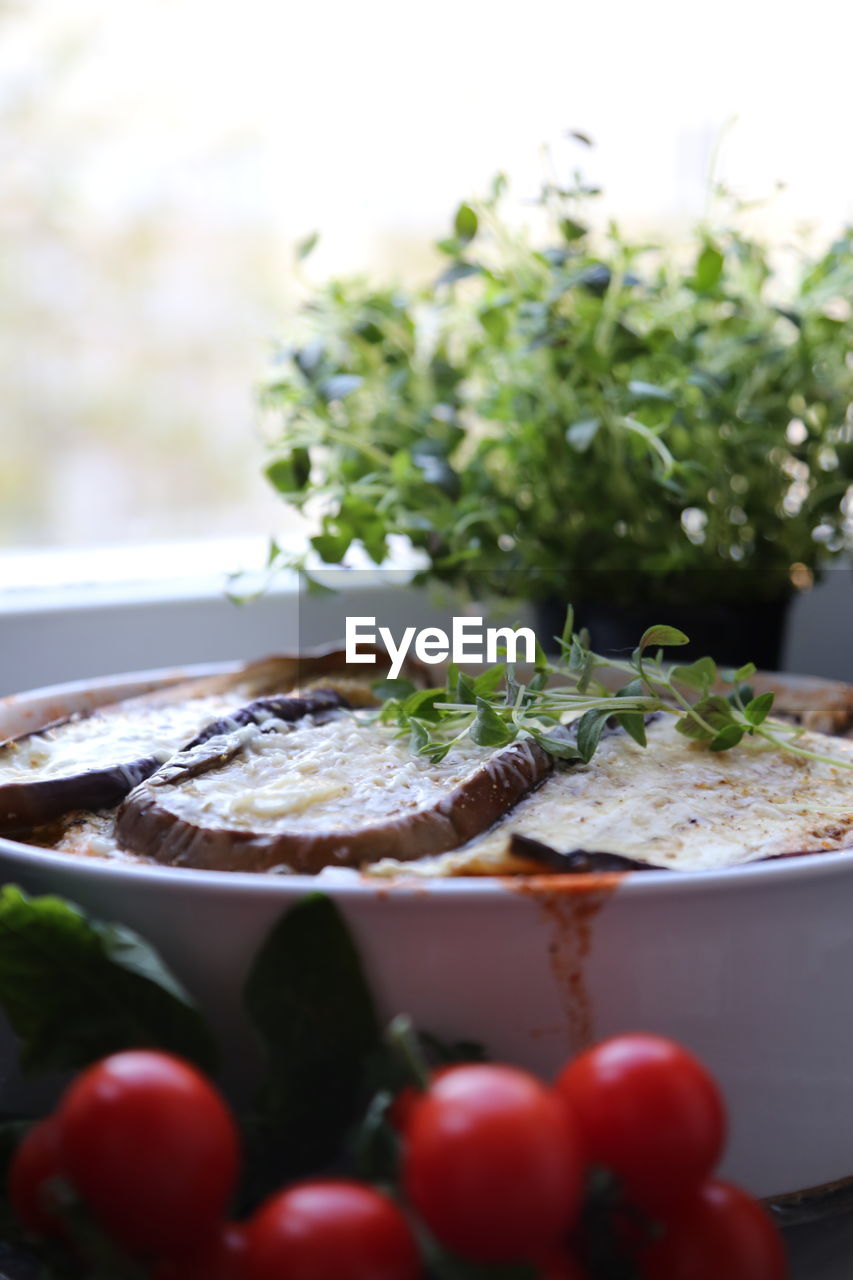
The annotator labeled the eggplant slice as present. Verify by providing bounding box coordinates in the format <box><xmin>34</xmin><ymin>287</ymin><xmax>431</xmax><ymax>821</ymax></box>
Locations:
<box><xmin>0</xmin><ymin>649</ymin><xmax>414</xmax><ymax>837</ymax></box>
<box><xmin>116</xmin><ymin>708</ymin><xmax>554</xmax><ymax>874</ymax></box>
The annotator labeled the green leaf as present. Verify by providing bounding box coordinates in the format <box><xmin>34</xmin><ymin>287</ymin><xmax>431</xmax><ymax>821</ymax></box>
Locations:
<box><xmin>401</xmin><ymin>688</ymin><xmax>446</xmax><ymax>723</ymax></box>
<box><xmin>560</xmin><ymin>605</ymin><xmax>575</xmax><ymax>649</ymax></box>
<box><xmin>371</xmin><ymin>678</ymin><xmax>416</xmax><ymax>702</ymax></box>
<box><xmin>671</xmin><ymin>656</ymin><xmax>718</xmax><ymax>692</ymax></box>
<box><xmin>566</xmin><ymin>418</ymin><xmax>600</xmax><ymax>451</ymax></box>
<box><xmin>576</xmin><ymin>709</ymin><xmax>612</xmax><ymax>764</ymax></box>
<box><xmin>472</xmin><ymin>664</ymin><xmax>507</xmax><ymax>698</ymax></box>
<box><xmin>616</xmin><ymin>712</ymin><xmax>647</xmax><ymax>747</ymax></box>
<box><xmin>559</xmin><ymin>217</ymin><xmax>587</xmax><ymax>242</ymax></box>
<box><xmin>627</xmin><ymin>380</ymin><xmax>675</xmax><ymax>402</ymax></box>
<box><xmin>470</xmin><ymin>698</ymin><xmax>514</xmax><ymax>747</ymax></box>
<box><xmin>410</xmin><ymin>719</ymin><xmax>432</xmax><ymax>753</ymax></box>
<box><xmin>615</xmin><ymin>679</ymin><xmax>647</xmax><ymax>746</ymax></box>
<box><xmin>639</xmin><ymin>625</ymin><xmax>690</xmax><ymax>651</ymax></box>
<box><xmin>454</xmin><ymin>203</ymin><xmax>479</xmax><ymax>244</ymax></box>
<box><xmin>265</xmin><ymin>449</ymin><xmax>311</xmax><ymax>494</ymax></box>
<box><xmin>318</xmin><ymin>374</ymin><xmax>363</xmax><ymax>402</ymax></box>
<box><xmin>311</xmin><ymin>531</ymin><xmax>350</xmax><ymax>563</ymax></box>
<box><xmin>435</xmin><ymin>261</ymin><xmax>482</xmax><ymax>287</ymax></box>
<box><xmin>734</xmin><ymin>662</ymin><xmax>758</xmax><ymax>682</ymax></box>
<box><xmin>244</xmin><ymin>895</ymin><xmax>380</xmax><ymax>1175</ymax></box>
<box><xmin>692</xmin><ymin>243</ymin><xmax>724</xmax><ymax>292</ymax></box>
<box><xmin>480</xmin><ymin>307</ymin><xmax>508</xmax><ymax>343</ymax></box>
<box><xmin>693</xmin><ymin>694</ymin><xmax>738</xmax><ymax>730</ymax></box>
<box><xmin>731</xmin><ymin>684</ymin><xmax>755</xmax><ymax>709</ymax></box>
<box><xmin>295</xmin><ymin>231</ymin><xmax>319</xmax><ymax>261</ymax></box>
<box><xmin>744</xmin><ymin>690</ymin><xmax>775</xmax><ymax>726</ymax></box>
<box><xmin>709</xmin><ymin>724</ymin><xmax>746</xmax><ymax>751</ymax></box>
<box><xmin>527</xmin><ymin>727</ymin><xmax>581</xmax><ymax>760</ymax></box>
<box><xmin>569</xmin><ymin>636</ymin><xmax>595</xmax><ymax>694</ymax></box>
<box><xmin>456</xmin><ymin>671</ymin><xmax>478</xmax><ymax>704</ymax></box>
<box><xmin>675</xmin><ymin>714</ymin><xmax>713</xmax><ymax>741</ymax></box>
<box><xmin>0</xmin><ymin>887</ymin><xmax>217</xmax><ymax>1076</ymax></box>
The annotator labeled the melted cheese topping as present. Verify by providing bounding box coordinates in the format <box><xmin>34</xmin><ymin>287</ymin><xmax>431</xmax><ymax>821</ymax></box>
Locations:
<box><xmin>162</xmin><ymin>712</ymin><xmax>493</xmax><ymax>833</ymax></box>
<box><xmin>369</xmin><ymin>718</ymin><xmax>853</xmax><ymax>874</ymax></box>
<box><xmin>0</xmin><ymin>694</ymin><xmax>243</xmax><ymax>782</ymax></box>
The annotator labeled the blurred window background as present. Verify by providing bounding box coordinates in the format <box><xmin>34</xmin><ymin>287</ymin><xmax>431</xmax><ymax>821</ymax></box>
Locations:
<box><xmin>0</xmin><ymin>0</ymin><xmax>850</xmax><ymax>556</ymax></box>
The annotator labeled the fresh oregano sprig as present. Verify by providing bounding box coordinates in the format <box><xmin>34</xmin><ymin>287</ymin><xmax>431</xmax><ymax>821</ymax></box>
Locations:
<box><xmin>372</xmin><ymin>608</ymin><xmax>853</xmax><ymax>773</ymax></box>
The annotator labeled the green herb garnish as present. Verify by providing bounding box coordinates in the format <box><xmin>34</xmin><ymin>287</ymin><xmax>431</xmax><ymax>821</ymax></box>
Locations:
<box><xmin>373</xmin><ymin>609</ymin><xmax>853</xmax><ymax>773</ymax></box>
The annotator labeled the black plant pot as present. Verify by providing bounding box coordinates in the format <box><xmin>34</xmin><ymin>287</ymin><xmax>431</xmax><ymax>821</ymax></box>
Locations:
<box><xmin>533</xmin><ymin>595</ymin><xmax>792</xmax><ymax>672</ymax></box>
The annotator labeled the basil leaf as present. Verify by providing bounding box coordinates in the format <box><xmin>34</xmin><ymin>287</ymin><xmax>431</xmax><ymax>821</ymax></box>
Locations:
<box><xmin>244</xmin><ymin>895</ymin><xmax>380</xmax><ymax>1175</ymax></box>
<box><xmin>0</xmin><ymin>887</ymin><xmax>217</xmax><ymax>1076</ymax></box>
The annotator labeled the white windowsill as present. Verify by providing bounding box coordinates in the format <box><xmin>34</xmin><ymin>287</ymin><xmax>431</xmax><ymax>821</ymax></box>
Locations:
<box><xmin>1</xmin><ymin>541</ymin><xmax>851</xmax><ymax>697</ymax></box>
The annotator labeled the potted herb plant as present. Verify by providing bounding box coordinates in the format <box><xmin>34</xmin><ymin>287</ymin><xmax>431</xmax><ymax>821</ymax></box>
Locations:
<box><xmin>260</xmin><ymin>177</ymin><xmax>853</xmax><ymax>667</ymax></box>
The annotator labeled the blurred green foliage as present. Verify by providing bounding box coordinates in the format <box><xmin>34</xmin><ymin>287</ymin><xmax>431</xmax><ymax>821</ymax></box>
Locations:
<box><xmin>261</xmin><ymin>178</ymin><xmax>853</xmax><ymax>606</ymax></box>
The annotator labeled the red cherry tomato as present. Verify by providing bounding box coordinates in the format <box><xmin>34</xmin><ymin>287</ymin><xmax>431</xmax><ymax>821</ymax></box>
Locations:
<box><xmin>8</xmin><ymin>1116</ymin><xmax>65</xmax><ymax>1240</ymax></box>
<box><xmin>638</xmin><ymin>1180</ymin><xmax>787</xmax><ymax>1279</ymax></box>
<box><xmin>152</xmin><ymin>1223</ymin><xmax>248</xmax><ymax>1280</ymax></box>
<box><xmin>537</xmin><ymin>1247</ymin><xmax>590</xmax><ymax>1279</ymax></box>
<box><xmin>402</xmin><ymin>1064</ymin><xmax>584</xmax><ymax>1263</ymax></box>
<box><xmin>245</xmin><ymin>1179</ymin><xmax>421</xmax><ymax>1280</ymax></box>
<box><xmin>57</xmin><ymin>1051</ymin><xmax>239</xmax><ymax>1257</ymax></box>
<box><xmin>556</xmin><ymin>1034</ymin><xmax>725</xmax><ymax>1211</ymax></box>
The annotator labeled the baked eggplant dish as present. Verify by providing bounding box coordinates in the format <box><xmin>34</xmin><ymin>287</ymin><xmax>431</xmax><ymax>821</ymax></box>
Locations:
<box><xmin>2</xmin><ymin>641</ymin><xmax>852</xmax><ymax>877</ymax></box>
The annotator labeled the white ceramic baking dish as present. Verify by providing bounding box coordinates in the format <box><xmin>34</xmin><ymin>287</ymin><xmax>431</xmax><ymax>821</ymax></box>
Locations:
<box><xmin>1</xmin><ymin>664</ymin><xmax>852</xmax><ymax>1205</ymax></box>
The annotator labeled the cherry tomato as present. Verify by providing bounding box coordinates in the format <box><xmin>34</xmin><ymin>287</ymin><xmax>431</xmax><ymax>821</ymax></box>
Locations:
<box><xmin>638</xmin><ymin>1180</ymin><xmax>787</xmax><ymax>1279</ymax></box>
<box><xmin>152</xmin><ymin>1222</ymin><xmax>248</xmax><ymax>1279</ymax></box>
<box><xmin>8</xmin><ymin>1116</ymin><xmax>65</xmax><ymax>1240</ymax></box>
<box><xmin>245</xmin><ymin>1179</ymin><xmax>421</xmax><ymax>1280</ymax></box>
<box><xmin>57</xmin><ymin>1051</ymin><xmax>239</xmax><ymax>1257</ymax></box>
<box><xmin>401</xmin><ymin>1064</ymin><xmax>583</xmax><ymax>1263</ymax></box>
<box><xmin>556</xmin><ymin>1034</ymin><xmax>725</xmax><ymax>1211</ymax></box>
<box><xmin>537</xmin><ymin>1247</ymin><xmax>590</xmax><ymax>1279</ymax></box>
